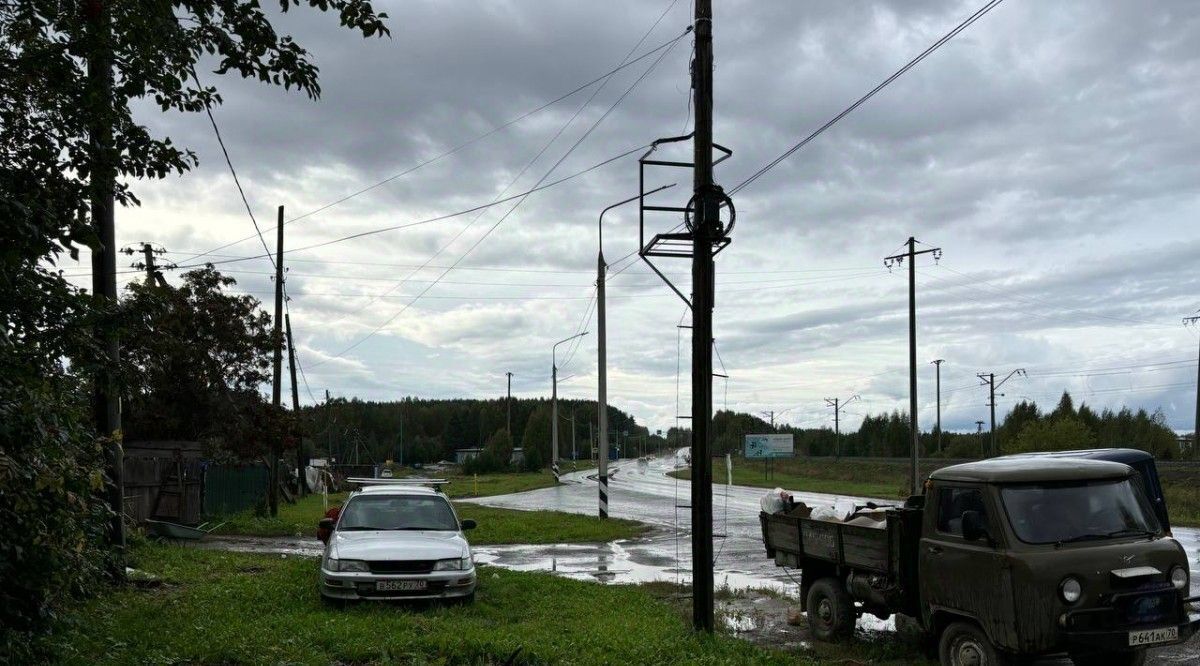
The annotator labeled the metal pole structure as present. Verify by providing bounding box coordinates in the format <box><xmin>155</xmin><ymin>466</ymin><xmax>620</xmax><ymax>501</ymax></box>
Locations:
<box><xmin>86</xmin><ymin>0</ymin><xmax>124</xmax><ymax>559</ymax></box>
<box><xmin>270</xmin><ymin>205</ymin><xmax>285</xmax><ymax>517</ymax></box>
<box><xmin>690</xmin><ymin>0</ymin><xmax>720</xmax><ymax>633</ymax></box>
<box><xmin>553</xmin><ymin>332</ymin><xmax>587</xmax><ymax>482</ymax></box>
<box><xmin>1185</xmin><ymin>316</ymin><xmax>1200</xmax><ymax>458</ymax></box>
<box><xmin>595</xmin><ymin>186</ymin><xmax>670</xmax><ymax>515</ymax></box>
<box><xmin>286</xmin><ymin>313</ymin><xmax>303</xmax><ymax>496</ymax></box>
<box><xmin>506</xmin><ymin>371</ymin><xmax>513</xmax><ymax>440</ymax></box>
<box><xmin>885</xmin><ymin>238</ymin><xmax>940</xmax><ymax>496</ymax></box>
<box><xmin>931</xmin><ymin>359</ymin><xmax>944</xmax><ymax>455</ymax></box>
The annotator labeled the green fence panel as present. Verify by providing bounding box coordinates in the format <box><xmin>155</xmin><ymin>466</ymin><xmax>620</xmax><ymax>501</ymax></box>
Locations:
<box><xmin>203</xmin><ymin>465</ymin><xmax>268</xmax><ymax>516</ymax></box>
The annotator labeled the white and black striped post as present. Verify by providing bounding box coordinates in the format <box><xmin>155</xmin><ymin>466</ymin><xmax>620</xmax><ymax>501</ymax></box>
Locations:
<box><xmin>597</xmin><ymin>233</ymin><xmax>609</xmax><ymax>518</ymax></box>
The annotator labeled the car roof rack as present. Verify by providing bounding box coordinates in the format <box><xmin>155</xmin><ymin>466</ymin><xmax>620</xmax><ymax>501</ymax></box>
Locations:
<box><xmin>346</xmin><ymin>477</ymin><xmax>451</xmax><ymax>491</ymax></box>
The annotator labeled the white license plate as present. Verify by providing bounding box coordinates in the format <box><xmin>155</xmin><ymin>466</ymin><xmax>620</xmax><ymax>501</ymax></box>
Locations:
<box><xmin>1128</xmin><ymin>626</ymin><xmax>1177</xmax><ymax>647</ymax></box>
<box><xmin>376</xmin><ymin>580</ymin><xmax>427</xmax><ymax>592</ymax></box>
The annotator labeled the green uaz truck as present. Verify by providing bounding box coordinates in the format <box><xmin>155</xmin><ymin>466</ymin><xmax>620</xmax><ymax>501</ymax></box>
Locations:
<box><xmin>761</xmin><ymin>457</ymin><xmax>1199</xmax><ymax>665</ymax></box>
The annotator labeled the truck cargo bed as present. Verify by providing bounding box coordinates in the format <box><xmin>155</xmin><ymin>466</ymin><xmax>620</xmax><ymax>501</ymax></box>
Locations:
<box><xmin>760</xmin><ymin>509</ymin><xmax>903</xmax><ymax>575</ymax></box>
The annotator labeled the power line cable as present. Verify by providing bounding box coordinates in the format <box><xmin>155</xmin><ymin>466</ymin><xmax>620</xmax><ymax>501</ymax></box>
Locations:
<box><xmin>167</xmin><ymin>143</ymin><xmax>656</xmax><ymax>271</ymax></box>
<box><xmin>318</xmin><ymin>0</ymin><xmax>685</xmax><ymax>330</ymax></box>
<box><xmin>309</xmin><ymin>23</ymin><xmax>688</xmax><ymax>366</ymax></box>
<box><xmin>175</xmin><ymin>29</ymin><xmax>691</xmax><ymax>266</ymax></box>
<box><xmin>728</xmin><ymin>0</ymin><xmax>1006</xmax><ymax>196</ymax></box>
<box><xmin>190</xmin><ymin>64</ymin><xmax>275</xmax><ymax>270</ymax></box>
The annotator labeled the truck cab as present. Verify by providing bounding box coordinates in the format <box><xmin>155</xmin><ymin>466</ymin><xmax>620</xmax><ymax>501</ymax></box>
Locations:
<box><xmin>922</xmin><ymin>458</ymin><xmax>1195</xmax><ymax>665</ymax></box>
<box><xmin>761</xmin><ymin>457</ymin><xmax>1199</xmax><ymax>666</ymax></box>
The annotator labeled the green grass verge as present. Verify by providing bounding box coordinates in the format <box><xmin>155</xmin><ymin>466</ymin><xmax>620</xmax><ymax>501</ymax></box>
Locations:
<box><xmin>675</xmin><ymin>458</ymin><xmax>1200</xmax><ymax>528</ymax></box>
<box><xmin>214</xmin><ymin>484</ymin><xmax>645</xmax><ymax>545</ymax></box>
<box><xmin>47</xmin><ymin>543</ymin><xmax>800</xmax><ymax>665</ymax></box>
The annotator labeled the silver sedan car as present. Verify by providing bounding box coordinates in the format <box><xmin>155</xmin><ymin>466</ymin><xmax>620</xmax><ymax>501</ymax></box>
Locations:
<box><xmin>318</xmin><ymin>484</ymin><xmax>477</xmax><ymax>602</ymax></box>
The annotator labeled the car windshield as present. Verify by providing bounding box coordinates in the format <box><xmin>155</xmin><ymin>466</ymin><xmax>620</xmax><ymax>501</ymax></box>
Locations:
<box><xmin>338</xmin><ymin>495</ymin><xmax>459</xmax><ymax>531</ymax></box>
<box><xmin>1000</xmin><ymin>478</ymin><xmax>1159</xmax><ymax>545</ymax></box>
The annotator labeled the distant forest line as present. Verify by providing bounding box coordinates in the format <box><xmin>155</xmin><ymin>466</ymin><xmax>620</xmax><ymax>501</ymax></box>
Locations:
<box><xmin>305</xmin><ymin>391</ymin><xmax>1190</xmax><ymax>466</ymax></box>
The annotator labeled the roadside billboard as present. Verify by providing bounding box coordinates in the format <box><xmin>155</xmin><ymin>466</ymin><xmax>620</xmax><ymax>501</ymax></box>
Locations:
<box><xmin>744</xmin><ymin>433</ymin><xmax>794</xmax><ymax>459</ymax></box>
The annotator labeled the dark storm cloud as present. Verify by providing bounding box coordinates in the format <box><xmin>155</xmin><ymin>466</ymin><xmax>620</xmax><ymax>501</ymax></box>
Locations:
<box><xmin>107</xmin><ymin>0</ymin><xmax>1200</xmax><ymax>431</ymax></box>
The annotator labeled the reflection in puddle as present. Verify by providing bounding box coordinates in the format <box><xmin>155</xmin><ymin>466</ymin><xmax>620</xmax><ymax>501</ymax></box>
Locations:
<box><xmin>473</xmin><ymin>537</ymin><xmax>793</xmax><ymax>596</ymax></box>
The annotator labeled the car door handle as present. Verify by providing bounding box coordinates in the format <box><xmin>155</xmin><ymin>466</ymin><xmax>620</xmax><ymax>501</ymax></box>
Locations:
<box><xmin>927</xmin><ymin>545</ymin><xmax>943</xmax><ymax>555</ymax></box>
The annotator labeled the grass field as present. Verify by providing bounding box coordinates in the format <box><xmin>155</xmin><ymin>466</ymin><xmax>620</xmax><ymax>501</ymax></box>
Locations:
<box><xmin>47</xmin><ymin>544</ymin><xmax>801</xmax><ymax>665</ymax></box>
<box><xmin>215</xmin><ymin>473</ymin><xmax>644</xmax><ymax>545</ymax></box>
<box><xmin>674</xmin><ymin>457</ymin><xmax>1200</xmax><ymax>527</ymax></box>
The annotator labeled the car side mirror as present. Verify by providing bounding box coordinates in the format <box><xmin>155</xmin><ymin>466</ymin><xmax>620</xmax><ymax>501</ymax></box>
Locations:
<box><xmin>460</xmin><ymin>519</ymin><xmax>477</xmax><ymax>531</ymax></box>
<box><xmin>317</xmin><ymin>517</ymin><xmax>336</xmax><ymax>543</ymax></box>
<box><xmin>961</xmin><ymin>510</ymin><xmax>989</xmax><ymax>543</ymax></box>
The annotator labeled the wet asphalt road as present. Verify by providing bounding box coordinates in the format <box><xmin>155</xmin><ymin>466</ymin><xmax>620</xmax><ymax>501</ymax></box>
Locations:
<box><xmin>464</xmin><ymin>452</ymin><xmax>1200</xmax><ymax>664</ymax></box>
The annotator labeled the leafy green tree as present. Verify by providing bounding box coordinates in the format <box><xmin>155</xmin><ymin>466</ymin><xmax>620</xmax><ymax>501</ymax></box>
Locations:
<box><xmin>1010</xmin><ymin>416</ymin><xmax>1096</xmax><ymax>453</ymax></box>
<box><xmin>2</xmin><ymin>0</ymin><xmax>387</xmax><ymax>652</ymax></box>
<box><xmin>520</xmin><ymin>406</ymin><xmax>552</xmax><ymax>469</ymax></box>
<box><xmin>120</xmin><ymin>267</ymin><xmax>283</xmax><ymax>459</ymax></box>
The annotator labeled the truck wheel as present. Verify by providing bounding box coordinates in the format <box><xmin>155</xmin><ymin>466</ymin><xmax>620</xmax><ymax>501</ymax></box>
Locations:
<box><xmin>939</xmin><ymin>621</ymin><xmax>1007</xmax><ymax>666</ymax></box>
<box><xmin>1069</xmin><ymin>650</ymin><xmax>1145</xmax><ymax>666</ymax></box>
<box><xmin>805</xmin><ymin>577</ymin><xmax>855</xmax><ymax>641</ymax></box>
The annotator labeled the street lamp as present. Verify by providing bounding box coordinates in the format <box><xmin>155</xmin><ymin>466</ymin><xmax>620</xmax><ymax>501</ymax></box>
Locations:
<box><xmin>553</xmin><ymin>331</ymin><xmax>587</xmax><ymax>481</ymax></box>
<box><xmin>596</xmin><ymin>184</ymin><xmax>674</xmax><ymax>518</ymax></box>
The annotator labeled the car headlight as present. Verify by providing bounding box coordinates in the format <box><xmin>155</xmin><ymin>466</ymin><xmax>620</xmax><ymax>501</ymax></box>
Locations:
<box><xmin>1060</xmin><ymin>577</ymin><xmax>1082</xmax><ymax>604</ymax></box>
<box><xmin>434</xmin><ymin>556</ymin><xmax>473</xmax><ymax>571</ymax></box>
<box><xmin>1170</xmin><ymin>565</ymin><xmax>1188</xmax><ymax>591</ymax></box>
<box><xmin>325</xmin><ymin>557</ymin><xmax>369</xmax><ymax>573</ymax></box>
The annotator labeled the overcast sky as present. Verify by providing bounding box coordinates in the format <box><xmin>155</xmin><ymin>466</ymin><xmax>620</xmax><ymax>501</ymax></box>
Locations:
<box><xmin>70</xmin><ymin>0</ymin><xmax>1200</xmax><ymax>436</ymax></box>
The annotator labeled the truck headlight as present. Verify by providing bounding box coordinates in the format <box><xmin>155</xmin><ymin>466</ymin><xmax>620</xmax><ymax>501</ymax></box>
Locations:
<box><xmin>1060</xmin><ymin>577</ymin><xmax>1082</xmax><ymax>604</ymax></box>
<box><xmin>326</xmin><ymin>558</ymin><xmax>369</xmax><ymax>573</ymax></box>
<box><xmin>435</xmin><ymin>556</ymin><xmax>472</xmax><ymax>571</ymax></box>
<box><xmin>1170</xmin><ymin>565</ymin><xmax>1188</xmax><ymax>591</ymax></box>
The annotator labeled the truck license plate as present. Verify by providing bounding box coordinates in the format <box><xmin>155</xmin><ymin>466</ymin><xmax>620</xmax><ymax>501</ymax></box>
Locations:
<box><xmin>376</xmin><ymin>580</ymin><xmax>426</xmax><ymax>592</ymax></box>
<box><xmin>1128</xmin><ymin>627</ymin><xmax>1177</xmax><ymax>647</ymax></box>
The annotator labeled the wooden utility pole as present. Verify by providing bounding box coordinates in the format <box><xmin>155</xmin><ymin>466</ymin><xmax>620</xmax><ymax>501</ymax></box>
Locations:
<box><xmin>885</xmin><ymin>237</ymin><xmax>941</xmax><ymax>496</ymax></box>
<box><xmin>286</xmin><ymin>313</ymin><xmax>303</xmax><ymax>496</ymax></box>
<box><xmin>270</xmin><ymin>206</ymin><xmax>285</xmax><ymax>517</ymax></box>
<box><xmin>690</xmin><ymin>0</ymin><xmax>719</xmax><ymax>633</ymax></box>
<box><xmin>85</xmin><ymin>0</ymin><xmax>124</xmax><ymax>561</ymax></box>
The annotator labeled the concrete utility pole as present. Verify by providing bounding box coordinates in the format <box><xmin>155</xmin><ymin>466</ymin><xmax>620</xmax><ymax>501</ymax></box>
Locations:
<box><xmin>976</xmin><ymin>420</ymin><xmax>986</xmax><ymax>455</ymax></box>
<box><xmin>86</xmin><ymin>0</ymin><xmax>124</xmax><ymax>558</ymax></box>
<box><xmin>931</xmin><ymin>359</ymin><xmax>945</xmax><ymax>455</ymax></box>
<box><xmin>885</xmin><ymin>237</ymin><xmax>941</xmax><ymax>496</ymax></box>
<box><xmin>270</xmin><ymin>205</ymin><xmax>285</xmax><ymax>517</ymax></box>
<box><xmin>760</xmin><ymin>411</ymin><xmax>776</xmax><ymax>431</ymax></box>
<box><xmin>286</xmin><ymin>313</ymin><xmax>303</xmax><ymax>496</ymax></box>
<box><xmin>552</xmin><ymin>332</ymin><xmax>587</xmax><ymax>482</ymax></box>
<box><xmin>597</xmin><ymin>184</ymin><xmax>673</xmax><ymax>514</ymax></box>
<box><xmin>825</xmin><ymin>395</ymin><xmax>859</xmax><ymax>459</ymax></box>
<box><xmin>1185</xmin><ymin>315</ymin><xmax>1200</xmax><ymax>459</ymax></box>
<box><xmin>977</xmin><ymin>369</ymin><xmax>1026</xmax><ymax>457</ymax></box>
<box><xmin>506</xmin><ymin>371</ymin><xmax>514</xmax><ymax>440</ymax></box>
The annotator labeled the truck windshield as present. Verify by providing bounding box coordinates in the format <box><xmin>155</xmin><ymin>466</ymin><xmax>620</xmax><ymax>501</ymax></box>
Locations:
<box><xmin>338</xmin><ymin>495</ymin><xmax>459</xmax><ymax>531</ymax></box>
<box><xmin>1000</xmin><ymin>479</ymin><xmax>1159</xmax><ymax>545</ymax></box>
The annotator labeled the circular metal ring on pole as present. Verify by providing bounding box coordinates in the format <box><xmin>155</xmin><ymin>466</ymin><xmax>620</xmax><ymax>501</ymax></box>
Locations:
<box><xmin>683</xmin><ymin>186</ymin><xmax>736</xmax><ymax>238</ymax></box>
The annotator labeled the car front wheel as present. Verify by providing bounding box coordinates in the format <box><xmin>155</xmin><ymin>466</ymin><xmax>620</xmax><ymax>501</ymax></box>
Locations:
<box><xmin>938</xmin><ymin>621</ymin><xmax>1008</xmax><ymax>666</ymax></box>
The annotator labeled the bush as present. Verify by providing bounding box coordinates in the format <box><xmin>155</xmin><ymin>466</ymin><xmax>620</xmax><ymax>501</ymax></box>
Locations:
<box><xmin>0</xmin><ymin>362</ymin><xmax>114</xmax><ymax>660</ymax></box>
